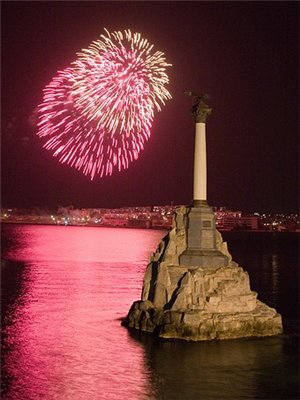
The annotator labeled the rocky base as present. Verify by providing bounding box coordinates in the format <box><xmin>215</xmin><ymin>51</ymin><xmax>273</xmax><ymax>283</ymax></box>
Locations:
<box><xmin>123</xmin><ymin>300</ymin><xmax>283</xmax><ymax>341</ymax></box>
<box><xmin>123</xmin><ymin>206</ymin><xmax>283</xmax><ymax>341</ymax></box>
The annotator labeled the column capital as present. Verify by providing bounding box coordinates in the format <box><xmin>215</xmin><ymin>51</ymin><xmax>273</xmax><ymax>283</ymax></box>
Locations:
<box><xmin>184</xmin><ymin>91</ymin><xmax>212</xmax><ymax>123</ymax></box>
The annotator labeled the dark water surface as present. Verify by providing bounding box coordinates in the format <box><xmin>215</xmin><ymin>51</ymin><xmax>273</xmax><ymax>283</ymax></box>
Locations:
<box><xmin>1</xmin><ymin>225</ymin><xmax>299</xmax><ymax>399</ymax></box>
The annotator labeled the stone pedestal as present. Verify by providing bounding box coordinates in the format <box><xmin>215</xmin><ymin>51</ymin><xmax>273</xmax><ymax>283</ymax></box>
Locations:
<box><xmin>179</xmin><ymin>203</ymin><xmax>228</xmax><ymax>268</ymax></box>
<box><xmin>123</xmin><ymin>207</ymin><xmax>283</xmax><ymax>341</ymax></box>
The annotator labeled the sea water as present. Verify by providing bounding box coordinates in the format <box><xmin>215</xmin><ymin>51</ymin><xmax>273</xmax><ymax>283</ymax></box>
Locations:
<box><xmin>1</xmin><ymin>225</ymin><xmax>299</xmax><ymax>399</ymax></box>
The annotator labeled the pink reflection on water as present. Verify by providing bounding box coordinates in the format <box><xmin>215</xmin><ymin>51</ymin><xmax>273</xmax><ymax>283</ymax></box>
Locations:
<box><xmin>2</xmin><ymin>225</ymin><xmax>166</xmax><ymax>399</ymax></box>
<box><xmin>5</xmin><ymin>225</ymin><xmax>164</xmax><ymax>264</ymax></box>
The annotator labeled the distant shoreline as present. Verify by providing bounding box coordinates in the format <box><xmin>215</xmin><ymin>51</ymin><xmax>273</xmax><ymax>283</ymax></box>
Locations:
<box><xmin>1</xmin><ymin>221</ymin><xmax>299</xmax><ymax>233</ymax></box>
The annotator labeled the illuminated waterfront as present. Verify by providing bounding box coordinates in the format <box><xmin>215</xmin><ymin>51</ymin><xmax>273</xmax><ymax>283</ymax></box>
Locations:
<box><xmin>1</xmin><ymin>224</ymin><xmax>299</xmax><ymax>399</ymax></box>
<box><xmin>1</xmin><ymin>206</ymin><xmax>299</xmax><ymax>232</ymax></box>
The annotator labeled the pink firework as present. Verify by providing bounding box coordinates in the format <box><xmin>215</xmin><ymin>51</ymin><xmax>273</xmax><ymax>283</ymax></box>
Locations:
<box><xmin>37</xmin><ymin>29</ymin><xmax>172</xmax><ymax>179</ymax></box>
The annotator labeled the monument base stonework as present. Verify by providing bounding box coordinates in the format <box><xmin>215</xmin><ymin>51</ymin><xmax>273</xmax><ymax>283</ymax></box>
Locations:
<box><xmin>179</xmin><ymin>203</ymin><xmax>228</xmax><ymax>268</ymax></box>
<box><xmin>123</xmin><ymin>207</ymin><xmax>283</xmax><ymax>341</ymax></box>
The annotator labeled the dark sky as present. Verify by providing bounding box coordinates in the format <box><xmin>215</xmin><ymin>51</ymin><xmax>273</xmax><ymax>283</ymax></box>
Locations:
<box><xmin>2</xmin><ymin>1</ymin><xmax>299</xmax><ymax>213</ymax></box>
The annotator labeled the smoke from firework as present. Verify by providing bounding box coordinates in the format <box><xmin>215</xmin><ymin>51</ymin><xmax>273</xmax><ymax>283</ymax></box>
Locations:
<box><xmin>37</xmin><ymin>29</ymin><xmax>172</xmax><ymax>179</ymax></box>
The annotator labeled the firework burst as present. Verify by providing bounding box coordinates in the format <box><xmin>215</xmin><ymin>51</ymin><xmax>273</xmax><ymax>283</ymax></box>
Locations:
<box><xmin>37</xmin><ymin>29</ymin><xmax>172</xmax><ymax>179</ymax></box>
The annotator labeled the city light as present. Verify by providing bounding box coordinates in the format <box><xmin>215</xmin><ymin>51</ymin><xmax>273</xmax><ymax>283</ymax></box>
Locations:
<box><xmin>1</xmin><ymin>207</ymin><xmax>299</xmax><ymax>232</ymax></box>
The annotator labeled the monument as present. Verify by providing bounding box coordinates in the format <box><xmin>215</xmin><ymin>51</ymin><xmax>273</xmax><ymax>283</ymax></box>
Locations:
<box><xmin>123</xmin><ymin>93</ymin><xmax>283</xmax><ymax>341</ymax></box>
<box><xmin>179</xmin><ymin>92</ymin><xmax>228</xmax><ymax>269</ymax></box>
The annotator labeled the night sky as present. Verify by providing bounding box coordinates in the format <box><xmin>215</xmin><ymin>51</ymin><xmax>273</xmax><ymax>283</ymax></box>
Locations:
<box><xmin>2</xmin><ymin>1</ymin><xmax>299</xmax><ymax>213</ymax></box>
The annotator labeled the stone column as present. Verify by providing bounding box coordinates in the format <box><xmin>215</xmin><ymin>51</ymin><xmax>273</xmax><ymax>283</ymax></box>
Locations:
<box><xmin>193</xmin><ymin>122</ymin><xmax>207</xmax><ymax>204</ymax></box>
<box><xmin>179</xmin><ymin>93</ymin><xmax>228</xmax><ymax>268</ymax></box>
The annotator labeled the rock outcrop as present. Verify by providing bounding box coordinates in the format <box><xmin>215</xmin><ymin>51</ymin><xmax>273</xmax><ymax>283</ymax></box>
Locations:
<box><xmin>123</xmin><ymin>207</ymin><xmax>283</xmax><ymax>341</ymax></box>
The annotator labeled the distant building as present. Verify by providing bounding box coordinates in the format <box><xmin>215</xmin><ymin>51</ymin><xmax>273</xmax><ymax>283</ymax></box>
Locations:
<box><xmin>1</xmin><ymin>206</ymin><xmax>298</xmax><ymax>232</ymax></box>
<box><xmin>219</xmin><ymin>216</ymin><xmax>259</xmax><ymax>230</ymax></box>
<box><xmin>214</xmin><ymin>208</ymin><xmax>258</xmax><ymax>231</ymax></box>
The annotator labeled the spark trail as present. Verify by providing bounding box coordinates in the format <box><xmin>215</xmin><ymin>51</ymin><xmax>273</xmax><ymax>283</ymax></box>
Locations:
<box><xmin>37</xmin><ymin>29</ymin><xmax>172</xmax><ymax>179</ymax></box>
